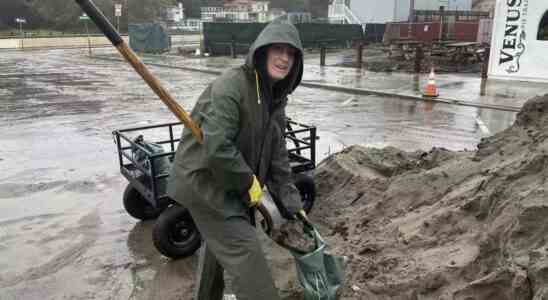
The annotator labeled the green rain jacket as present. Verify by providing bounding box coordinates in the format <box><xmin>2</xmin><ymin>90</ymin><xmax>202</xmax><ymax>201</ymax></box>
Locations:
<box><xmin>167</xmin><ymin>20</ymin><xmax>304</xmax><ymax>221</ymax></box>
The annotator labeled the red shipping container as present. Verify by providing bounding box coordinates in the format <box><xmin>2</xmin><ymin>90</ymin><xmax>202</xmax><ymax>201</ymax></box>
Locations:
<box><xmin>454</xmin><ymin>22</ymin><xmax>479</xmax><ymax>42</ymax></box>
<box><xmin>390</xmin><ymin>21</ymin><xmax>478</xmax><ymax>43</ymax></box>
<box><xmin>395</xmin><ymin>22</ymin><xmax>441</xmax><ymax>43</ymax></box>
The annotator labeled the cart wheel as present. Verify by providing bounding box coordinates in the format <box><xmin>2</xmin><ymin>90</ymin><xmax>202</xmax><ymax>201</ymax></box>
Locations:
<box><xmin>123</xmin><ymin>184</ymin><xmax>164</xmax><ymax>220</ymax></box>
<box><xmin>153</xmin><ymin>205</ymin><xmax>202</xmax><ymax>259</ymax></box>
<box><xmin>295</xmin><ymin>174</ymin><xmax>315</xmax><ymax>214</ymax></box>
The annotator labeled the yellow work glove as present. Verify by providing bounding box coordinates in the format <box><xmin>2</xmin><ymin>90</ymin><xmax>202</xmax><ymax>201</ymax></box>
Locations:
<box><xmin>296</xmin><ymin>209</ymin><xmax>308</xmax><ymax>221</ymax></box>
<box><xmin>248</xmin><ymin>175</ymin><xmax>263</xmax><ymax>207</ymax></box>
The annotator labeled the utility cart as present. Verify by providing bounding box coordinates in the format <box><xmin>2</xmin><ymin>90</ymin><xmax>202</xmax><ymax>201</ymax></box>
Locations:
<box><xmin>113</xmin><ymin>119</ymin><xmax>317</xmax><ymax>259</ymax></box>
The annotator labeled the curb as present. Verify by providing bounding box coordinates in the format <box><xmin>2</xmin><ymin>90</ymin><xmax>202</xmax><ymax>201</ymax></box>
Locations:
<box><xmin>92</xmin><ymin>55</ymin><xmax>522</xmax><ymax>113</ymax></box>
<box><xmin>300</xmin><ymin>82</ymin><xmax>521</xmax><ymax>112</ymax></box>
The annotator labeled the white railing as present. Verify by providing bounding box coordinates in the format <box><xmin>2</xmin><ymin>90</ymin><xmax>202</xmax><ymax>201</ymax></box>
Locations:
<box><xmin>329</xmin><ymin>3</ymin><xmax>344</xmax><ymax>16</ymax></box>
<box><xmin>328</xmin><ymin>2</ymin><xmax>345</xmax><ymax>23</ymax></box>
<box><xmin>329</xmin><ymin>2</ymin><xmax>362</xmax><ymax>25</ymax></box>
<box><xmin>343</xmin><ymin>5</ymin><xmax>362</xmax><ymax>25</ymax></box>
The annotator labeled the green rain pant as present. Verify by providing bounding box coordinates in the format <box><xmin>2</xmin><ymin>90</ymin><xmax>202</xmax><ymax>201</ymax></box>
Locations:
<box><xmin>190</xmin><ymin>207</ymin><xmax>281</xmax><ymax>300</ymax></box>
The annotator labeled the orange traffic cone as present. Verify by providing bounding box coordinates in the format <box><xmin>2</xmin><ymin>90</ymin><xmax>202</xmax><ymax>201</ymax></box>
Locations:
<box><xmin>423</xmin><ymin>67</ymin><xmax>439</xmax><ymax>97</ymax></box>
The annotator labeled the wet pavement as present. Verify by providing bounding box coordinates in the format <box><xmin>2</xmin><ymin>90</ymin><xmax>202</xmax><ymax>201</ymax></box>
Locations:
<box><xmin>0</xmin><ymin>47</ymin><xmax>532</xmax><ymax>299</ymax></box>
<box><xmin>92</xmin><ymin>47</ymin><xmax>548</xmax><ymax>111</ymax></box>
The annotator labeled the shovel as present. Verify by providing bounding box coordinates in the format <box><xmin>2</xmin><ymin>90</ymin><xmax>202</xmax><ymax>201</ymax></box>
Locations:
<box><xmin>73</xmin><ymin>0</ymin><xmax>203</xmax><ymax>143</ymax></box>
<box><xmin>74</xmin><ymin>0</ymin><xmax>278</xmax><ymax>232</ymax></box>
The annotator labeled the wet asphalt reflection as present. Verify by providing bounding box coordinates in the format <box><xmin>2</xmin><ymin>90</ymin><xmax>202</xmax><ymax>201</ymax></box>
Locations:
<box><xmin>0</xmin><ymin>48</ymin><xmax>516</xmax><ymax>299</ymax></box>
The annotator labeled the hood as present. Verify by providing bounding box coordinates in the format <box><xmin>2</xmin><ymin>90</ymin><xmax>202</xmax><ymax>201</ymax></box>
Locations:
<box><xmin>245</xmin><ymin>20</ymin><xmax>304</xmax><ymax>96</ymax></box>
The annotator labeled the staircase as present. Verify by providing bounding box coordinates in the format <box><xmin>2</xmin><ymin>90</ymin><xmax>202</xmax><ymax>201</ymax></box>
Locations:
<box><xmin>328</xmin><ymin>0</ymin><xmax>362</xmax><ymax>25</ymax></box>
<box><xmin>343</xmin><ymin>4</ymin><xmax>362</xmax><ymax>24</ymax></box>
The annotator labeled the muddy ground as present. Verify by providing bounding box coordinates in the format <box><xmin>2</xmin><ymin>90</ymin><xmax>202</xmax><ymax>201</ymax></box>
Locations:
<box><xmin>0</xmin><ymin>48</ymin><xmax>519</xmax><ymax>299</ymax></box>
<box><xmin>310</xmin><ymin>94</ymin><xmax>548</xmax><ymax>299</ymax></box>
<box><xmin>326</xmin><ymin>45</ymin><xmax>483</xmax><ymax>74</ymax></box>
<box><xmin>175</xmin><ymin>45</ymin><xmax>483</xmax><ymax>74</ymax></box>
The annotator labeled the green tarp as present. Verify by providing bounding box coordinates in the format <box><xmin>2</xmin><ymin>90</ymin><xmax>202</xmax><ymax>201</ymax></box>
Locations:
<box><xmin>203</xmin><ymin>22</ymin><xmax>364</xmax><ymax>55</ymax></box>
<box><xmin>129</xmin><ymin>23</ymin><xmax>171</xmax><ymax>53</ymax></box>
<box><xmin>297</xmin><ymin>23</ymin><xmax>364</xmax><ymax>47</ymax></box>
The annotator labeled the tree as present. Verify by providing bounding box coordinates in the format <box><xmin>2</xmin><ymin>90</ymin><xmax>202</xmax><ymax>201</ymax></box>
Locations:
<box><xmin>15</xmin><ymin>0</ymin><xmax>111</xmax><ymax>31</ymax></box>
<box><xmin>185</xmin><ymin>0</ymin><xmax>204</xmax><ymax>18</ymax></box>
<box><xmin>0</xmin><ymin>0</ymin><xmax>42</xmax><ymax>29</ymax></box>
<box><xmin>128</xmin><ymin>0</ymin><xmax>177</xmax><ymax>23</ymax></box>
<box><xmin>0</xmin><ymin>0</ymin><xmax>177</xmax><ymax>32</ymax></box>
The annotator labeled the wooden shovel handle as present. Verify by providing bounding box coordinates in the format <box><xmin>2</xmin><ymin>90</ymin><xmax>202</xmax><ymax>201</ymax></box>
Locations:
<box><xmin>74</xmin><ymin>0</ymin><xmax>203</xmax><ymax>143</ymax></box>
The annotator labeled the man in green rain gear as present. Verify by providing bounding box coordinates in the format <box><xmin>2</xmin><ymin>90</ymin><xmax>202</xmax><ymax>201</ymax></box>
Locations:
<box><xmin>167</xmin><ymin>20</ymin><xmax>305</xmax><ymax>299</ymax></box>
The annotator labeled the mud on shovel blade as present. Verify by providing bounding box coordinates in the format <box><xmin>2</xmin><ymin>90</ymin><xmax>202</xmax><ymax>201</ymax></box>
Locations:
<box><xmin>74</xmin><ymin>0</ymin><xmax>203</xmax><ymax>143</ymax></box>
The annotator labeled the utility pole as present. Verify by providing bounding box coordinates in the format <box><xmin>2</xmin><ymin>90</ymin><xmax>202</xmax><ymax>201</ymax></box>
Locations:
<box><xmin>393</xmin><ymin>0</ymin><xmax>398</xmax><ymax>22</ymax></box>
<box><xmin>15</xmin><ymin>18</ymin><xmax>26</xmax><ymax>50</ymax></box>
<box><xmin>408</xmin><ymin>0</ymin><xmax>415</xmax><ymax>39</ymax></box>
<box><xmin>409</xmin><ymin>0</ymin><xmax>415</xmax><ymax>22</ymax></box>
<box><xmin>439</xmin><ymin>5</ymin><xmax>445</xmax><ymax>41</ymax></box>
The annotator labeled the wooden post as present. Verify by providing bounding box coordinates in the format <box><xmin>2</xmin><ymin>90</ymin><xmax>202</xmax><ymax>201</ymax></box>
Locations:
<box><xmin>414</xmin><ymin>44</ymin><xmax>423</xmax><ymax>73</ymax></box>
<box><xmin>480</xmin><ymin>78</ymin><xmax>487</xmax><ymax>96</ymax></box>
<box><xmin>481</xmin><ymin>46</ymin><xmax>490</xmax><ymax>79</ymax></box>
<box><xmin>356</xmin><ymin>42</ymin><xmax>363</xmax><ymax>68</ymax></box>
<box><xmin>19</xmin><ymin>22</ymin><xmax>24</xmax><ymax>50</ymax></box>
<box><xmin>231</xmin><ymin>38</ymin><xmax>236</xmax><ymax>59</ymax></box>
<box><xmin>320</xmin><ymin>45</ymin><xmax>326</xmax><ymax>66</ymax></box>
<box><xmin>84</xmin><ymin>20</ymin><xmax>92</xmax><ymax>56</ymax></box>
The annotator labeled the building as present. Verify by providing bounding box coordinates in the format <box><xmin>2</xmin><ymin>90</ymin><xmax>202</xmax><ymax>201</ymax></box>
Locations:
<box><xmin>181</xmin><ymin>18</ymin><xmax>203</xmax><ymax>31</ymax></box>
<box><xmin>329</xmin><ymin>0</ymin><xmax>473</xmax><ymax>24</ymax></box>
<box><xmin>488</xmin><ymin>0</ymin><xmax>548</xmax><ymax>82</ymax></box>
<box><xmin>329</xmin><ymin>0</ymin><xmax>409</xmax><ymax>24</ymax></box>
<box><xmin>201</xmin><ymin>6</ymin><xmax>251</xmax><ymax>22</ymax></box>
<box><xmin>286</xmin><ymin>12</ymin><xmax>312</xmax><ymax>23</ymax></box>
<box><xmin>328</xmin><ymin>0</ymin><xmax>488</xmax><ymax>43</ymax></box>
<box><xmin>166</xmin><ymin>3</ymin><xmax>185</xmax><ymax>23</ymax></box>
<box><xmin>250</xmin><ymin>1</ymin><xmax>271</xmax><ymax>23</ymax></box>
<box><xmin>201</xmin><ymin>0</ymin><xmax>283</xmax><ymax>23</ymax></box>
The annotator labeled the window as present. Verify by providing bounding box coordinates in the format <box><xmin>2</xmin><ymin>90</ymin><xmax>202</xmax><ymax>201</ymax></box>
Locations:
<box><xmin>539</xmin><ymin>11</ymin><xmax>548</xmax><ymax>40</ymax></box>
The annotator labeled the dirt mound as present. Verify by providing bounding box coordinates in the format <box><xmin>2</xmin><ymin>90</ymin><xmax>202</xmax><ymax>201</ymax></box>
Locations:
<box><xmin>309</xmin><ymin>94</ymin><xmax>548</xmax><ymax>299</ymax></box>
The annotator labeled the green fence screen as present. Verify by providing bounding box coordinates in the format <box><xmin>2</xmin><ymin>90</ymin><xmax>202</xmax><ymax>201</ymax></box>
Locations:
<box><xmin>203</xmin><ymin>22</ymin><xmax>364</xmax><ymax>55</ymax></box>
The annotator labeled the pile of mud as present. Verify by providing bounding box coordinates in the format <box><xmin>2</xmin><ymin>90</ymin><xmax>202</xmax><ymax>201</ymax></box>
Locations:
<box><xmin>307</xmin><ymin>94</ymin><xmax>548</xmax><ymax>299</ymax></box>
<box><xmin>331</xmin><ymin>44</ymin><xmax>481</xmax><ymax>73</ymax></box>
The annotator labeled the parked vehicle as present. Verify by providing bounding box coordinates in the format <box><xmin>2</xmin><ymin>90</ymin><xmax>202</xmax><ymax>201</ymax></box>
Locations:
<box><xmin>113</xmin><ymin>119</ymin><xmax>318</xmax><ymax>259</ymax></box>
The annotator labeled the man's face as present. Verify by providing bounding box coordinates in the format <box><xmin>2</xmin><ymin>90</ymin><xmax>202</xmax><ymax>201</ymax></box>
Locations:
<box><xmin>266</xmin><ymin>43</ymin><xmax>296</xmax><ymax>82</ymax></box>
